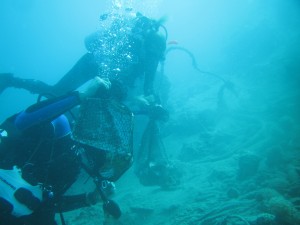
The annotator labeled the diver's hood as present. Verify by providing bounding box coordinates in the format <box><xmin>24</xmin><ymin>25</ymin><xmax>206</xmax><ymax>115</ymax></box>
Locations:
<box><xmin>84</xmin><ymin>31</ymin><xmax>103</xmax><ymax>53</ymax></box>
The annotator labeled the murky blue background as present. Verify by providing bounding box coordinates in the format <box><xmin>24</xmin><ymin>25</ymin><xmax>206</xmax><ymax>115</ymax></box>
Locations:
<box><xmin>1</xmin><ymin>0</ymin><xmax>300</xmax><ymax>224</ymax></box>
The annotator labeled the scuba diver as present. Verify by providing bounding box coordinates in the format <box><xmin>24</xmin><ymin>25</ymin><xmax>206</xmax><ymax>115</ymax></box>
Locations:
<box><xmin>0</xmin><ymin>12</ymin><xmax>166</xmax><ymax>99</ymax></box>
<box><xmin>0</xmin><ymin>11</ymin><xmax>179</xmax><ymax>188</ymax></box>
<box><xmin>0</xmin><ymin>77</ymin><xmax>132</xmax><ymax>225</ymax></box>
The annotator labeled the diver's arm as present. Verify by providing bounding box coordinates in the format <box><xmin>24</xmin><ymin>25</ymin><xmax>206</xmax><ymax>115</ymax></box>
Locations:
<box><xmin>52</xmin><ymin>53</ymin><xmax>99</xmax><ymax>95</ymax></box>
<box><xmin>0</xmin><ymin>53</ymin><xmax>98</xmax><ymax>96</ymax></box>
<box><xmin>14</xmin><ymin>92</ymin><xmax>81</xmax><ymax>131</ymax></box>
<box><xmin>55</xmin><ymin>192</ymin><xmax>99</xmax><ymax>212</ymax></box>
<box><xmin>14</xmin><ymin>77</ymin><xmax>109</xmax><ymax>131</ymax></box>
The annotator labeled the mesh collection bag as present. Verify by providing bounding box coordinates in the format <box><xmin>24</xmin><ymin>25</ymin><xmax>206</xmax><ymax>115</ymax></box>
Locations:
<box><xmin>72</xmin><ymin>98</ymin><xmax>134</xmax><ymax>181</ymax></box>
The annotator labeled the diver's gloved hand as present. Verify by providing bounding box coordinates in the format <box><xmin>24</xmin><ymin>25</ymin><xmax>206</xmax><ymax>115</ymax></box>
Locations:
<box><xmin>0</xmin><ymin>73</ymin><xmax>14</xmax><ymax>94</ymax></box>
<box><xmin>135</xmin><ymin>94</ymin><xmax>156</xmax><ymax>107</ymax></box>
<box><xmin>79</xmin><ymin>76</ymin><xmax>111</xmax><ymax>101</ymax></box>
<box><xmin>85</xmin><ymin>190</ymin><xmax>100</xmax><ymax>206</ymax></box>
<box><xmin>135</xmin><ymin>95</ymin><xmax>169</xmax><ymax>121</ymax></box>
<box><xmin>85</xmin><ymin>181</ymin><xmax>116</xmax><ymax>205</ymax></box>
<box><xmin>101</xmin><ymin>180</ymin><xmax>116</xmax><ymax>197</ymax></box>
<box><xmin>149</xmin><ymin>104</ymin><xmax>169</xmax><ymax>122</ymax></box>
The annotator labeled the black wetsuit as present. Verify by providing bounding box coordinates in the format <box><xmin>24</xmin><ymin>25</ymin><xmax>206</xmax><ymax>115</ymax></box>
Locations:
<box><xmin>0</xmin><ymin>92</ymin><xmax>96</xmax><ymax>225</ymax></box>
<box><xmin>4</xmin><ymin>20</ymin><xmax>166</xmax><ymax>99</ymax></box>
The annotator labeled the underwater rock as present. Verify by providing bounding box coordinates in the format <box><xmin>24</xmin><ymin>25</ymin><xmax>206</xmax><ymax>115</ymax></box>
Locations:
<box><xmin>253</xmin><ymin>189</ymin><xmax>300</xmax><ymax>224</ymax></box>
<box><xmin>288</xmin><ymin>185</ymin><xmax>300</xmax><ymax>198</ymax></box>
<box><xmin>227</xmin><ymin>187</ymin><xmax>240</xmax><ymax>199</ymax></box>
<box><xmin>255</xmin><ymin>213</ymin><xmax>276</xmax><ymax>225</ymax></box>
<box><xmin>265</xmin><ymin>146</ymin><xmax>286</xmax><ymax>168</ymax></box>
<box><xmin>254</xmin><ymin>188</ymin><xmax>280</xmax><ymax>203</ymax></box>
<box><xmin>237</xmin><ymin>154</ymin><xmax>260</xmax><ymax>180</ymax></box>
<box><xmin>260</xmin><ymin>177</ymin><xmax>290</xmax><ymax>193</ymax></box>
<box><xmin>266</xmin><ymin>196</ymin><xmax>300</xmax><ymax>225</ymax></box>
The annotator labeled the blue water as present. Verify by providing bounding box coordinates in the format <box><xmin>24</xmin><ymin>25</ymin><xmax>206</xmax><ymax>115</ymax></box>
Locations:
<box><xmin>1</xmin><ymin>0</ymin><xmax>300</xmax><ymax>224</ymax></box>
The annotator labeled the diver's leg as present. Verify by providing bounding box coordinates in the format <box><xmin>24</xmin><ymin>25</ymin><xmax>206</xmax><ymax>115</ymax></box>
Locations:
<box><xmin>0</xmin><ymin>73</ymin><xmax>52</xmax><ymax>95</ymax></box>
<box><xmin>1</xmin><ymin>53</ymin><xmax>98</xmax><ymax>96</ymax></box>
<box><xmin>0</xmin><ymin>73</ymin><xmax>14</xmax><ymax>94</ymax></box>
<box><xmin>11</xmin><ymin>77</ymin><xmax>52</xmax><ymax>94</ymax></box>
<box><xmin>52</xmin><ymin>53</ymin><xmax>98</xmax><ymax>95</ymax></box>
<box><xmin>14</xmin><ymin>92</ymin><xmax>81</xmax><ymax>131</ymax></box>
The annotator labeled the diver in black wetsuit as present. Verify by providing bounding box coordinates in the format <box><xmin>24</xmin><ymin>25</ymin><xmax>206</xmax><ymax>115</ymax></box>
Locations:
<box><xmin>0</xmin><ymin>77</ymin><xmax>125</xmax><ymax>225</ymax></box>
<box><xmin>0</xmin><ymin>12</ymin><xmax>166</xmax><ymax>100</ymax></box>
<box><xmin>0</xmin><ymin>12</ymin><xmax>179</xmax><ymax>188</ymax></box>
